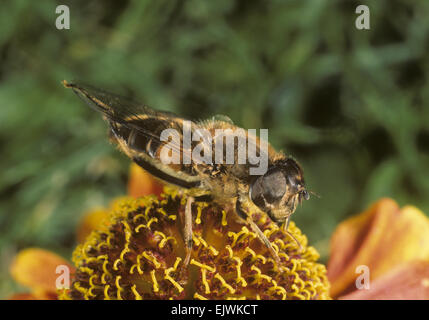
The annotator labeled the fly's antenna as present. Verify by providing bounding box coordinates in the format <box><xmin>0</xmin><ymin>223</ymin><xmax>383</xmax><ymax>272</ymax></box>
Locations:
<box><xmin>309</xmin><ymin>190</ymin><xmax>321</xmax><ymax>199</ymax></box>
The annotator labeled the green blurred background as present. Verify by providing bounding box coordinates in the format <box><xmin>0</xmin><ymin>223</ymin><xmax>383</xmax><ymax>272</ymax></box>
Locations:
<box><xmin>0</xmin><ymin>0</ymin><xmax>428</xmax><ymax>298</ymax></box>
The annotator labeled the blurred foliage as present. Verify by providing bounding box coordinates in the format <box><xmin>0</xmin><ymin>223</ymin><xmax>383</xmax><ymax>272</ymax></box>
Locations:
<box><xmin>0</xmin><ymin>0</ymin><xmax>428</xmax><ymax>298</ymax></box>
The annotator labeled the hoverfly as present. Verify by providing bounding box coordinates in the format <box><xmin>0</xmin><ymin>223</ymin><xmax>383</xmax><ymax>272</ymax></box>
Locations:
<box><xmin>64</xmin><ymin>81</ymin><xmax>310</xmax><ymax>267</ymax></box>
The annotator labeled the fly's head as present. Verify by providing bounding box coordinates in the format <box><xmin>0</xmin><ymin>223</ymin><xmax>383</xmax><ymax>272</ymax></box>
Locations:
<box><xmin>249</xmin><ymin>158</ymin><xmax>309</xmax><ymax>226</ymax></box>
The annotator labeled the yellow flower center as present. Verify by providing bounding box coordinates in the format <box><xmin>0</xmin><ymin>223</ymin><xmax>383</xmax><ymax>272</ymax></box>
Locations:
<box><xmin>59</xmin><ymin>187</ymin><xmax>330</xmax><ymax>300</ymax></box>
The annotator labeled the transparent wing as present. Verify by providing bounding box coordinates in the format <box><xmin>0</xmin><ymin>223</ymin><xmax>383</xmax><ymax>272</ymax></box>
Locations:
<box><xmin>64</xmin><ymin>81</ymin><xmax>201</xmax><ymax>187</ymax></box>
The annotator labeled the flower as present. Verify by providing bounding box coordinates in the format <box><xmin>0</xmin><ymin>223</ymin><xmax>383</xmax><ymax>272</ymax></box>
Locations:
<box><xmin>60</xmin><ymin>188</ymin><xmax>330</xmax><ymax>300</ymax></box>
<box><xmin>128</xmin><ymin>163</ymin><xmax>164</xmax><ymax>199</ymax></box>
<box><xmin>10</xmin><ymin>164</ymin><xmax>429</xmax><ymax>300</ymax></box>
<box><xmin>77</xmin><ymin>164</ymin><xmax>164</xmax><ymax>243</ymax></box>
<box><xmin>328</xmin><ymin>198</ymin><xmax>429</xmax><ymax>299</ymax></box>
<box><xmin>9</xmin><ymin>248</ymin><xmax>74</xmax><ymax>300</ymax></box>
<box><xmin>8</xmin><ymin>165</ymin><xmax>162</xmax><ymax>300</ymax></box>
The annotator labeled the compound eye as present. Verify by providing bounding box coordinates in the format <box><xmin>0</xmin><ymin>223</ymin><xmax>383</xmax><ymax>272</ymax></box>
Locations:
<box><xmin>261</xmin><ymin>170</ymin><xmax>286</xmax><ymax>203</ymax></box>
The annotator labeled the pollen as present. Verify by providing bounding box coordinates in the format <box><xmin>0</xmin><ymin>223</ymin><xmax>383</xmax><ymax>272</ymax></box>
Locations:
<box><xmin>150</xmin><ymin>270</ymin><xmax>159</xmax><ymax>292</ymax></box>
<box><xmin>60</xmin><ymin>188</ymin><xmax>330</xmax><ymax>300</ymax></box>
<box><xmin>190</xmin><ymin>259</ymin><xmax>216</xmax><ymax>272</ymax></box>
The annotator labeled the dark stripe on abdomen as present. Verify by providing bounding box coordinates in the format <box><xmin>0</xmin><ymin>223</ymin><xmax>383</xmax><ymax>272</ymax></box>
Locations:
<box><xmin>132</xmin><ymin>157</ymin><xmax>201</xmax><ymax>189</ymax></box>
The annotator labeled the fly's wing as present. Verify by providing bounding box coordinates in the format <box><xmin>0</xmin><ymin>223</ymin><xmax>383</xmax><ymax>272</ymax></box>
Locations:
<box><xmin>64</xmin><ymin>81</ymin><xmax>201</xmax><ymax>188</ymax></box>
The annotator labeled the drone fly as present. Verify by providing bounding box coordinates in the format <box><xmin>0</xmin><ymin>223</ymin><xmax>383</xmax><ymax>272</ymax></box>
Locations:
<box><xmin>64</xmin><ymin>80</ymin><xmax>310</xmax><ymax>267</ymax></box>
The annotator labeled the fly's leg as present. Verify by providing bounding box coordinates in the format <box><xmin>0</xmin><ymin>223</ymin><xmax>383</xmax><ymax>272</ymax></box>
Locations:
<box><xmin>235</xmin><ymin>199</ymin><xmax>283</xmax><ymax>268</ymax></box>
<box><xmin>178</xmin><ymin>194</ymin><xmax>211</xmax><ymax>283</ymax></box>
<box><xmin>182</xmin><ymin>194</ymin><xmax>212</xmax><ymax>266</ymax></box>
<box><xmin>177</xmin><ymin>195</ymin><xmax>194</xmax><ymax>285</ymax></box>
<box><xmin>282</xmin><ymin>217</ymin><xmax>303</xmax><ymax>252</ymax></box>
<box><xmin>183</xmin><ymin>196</ymin><xmax>194</xmax><ymax>268</ymax></box>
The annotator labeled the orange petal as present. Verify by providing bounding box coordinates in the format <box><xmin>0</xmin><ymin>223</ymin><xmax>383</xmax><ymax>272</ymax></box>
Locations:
<box><xmin>339</xmin><ymin>260</ymin><xmax>429</xmax><ymax>300</ymax></box>
<box><xmin>10</xmin><ymin>248</ymin><xmax>74</xmax><ymax>298</ymax></box>
<box><xmin>76</xmin><ymin>207</ymin><xmax>110</xmax><ymax>243</ymax></box>
<box><xmin>9</xmin><ymin>293</ymin><xmax>38</xmax><ymax>300</ymax></box>
<box><xmin>127</xmin><ymin>163</ymin><xmax>164</xmax><ymax>198</ymax></box>
<box><xmin>328</xmin><ymin>198</ymin><xmax>429</xmax><ymax>298</ymax></box>
<box><xmin>9</xmin><ymin>291</ymin><xmax>58</xmax><ymax>300</ymax></box>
